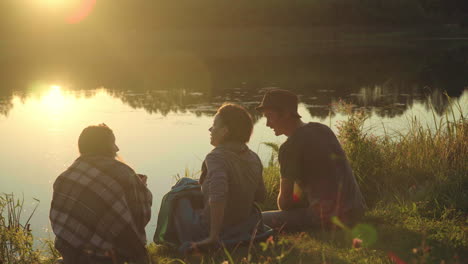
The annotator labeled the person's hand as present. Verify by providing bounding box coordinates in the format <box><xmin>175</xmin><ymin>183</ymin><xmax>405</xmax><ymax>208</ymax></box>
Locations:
<box><xmin>179</xmin><ymin>238</ymin><xmax>217</xmax><ymax>255</ymax></box>
<box><xmin>137</xmin><ymin>174</ymin><xmax>148</xmax><ymax>185</ymax></box>
<box><xmin>178</xmin><ymin>241</ymin><xmax>197</xmax><ymax>255</ymax></box>
<box><xmin>192</xmin><ymin>237</ymin><xmax>217</xmax><ymax>250</ymax></box>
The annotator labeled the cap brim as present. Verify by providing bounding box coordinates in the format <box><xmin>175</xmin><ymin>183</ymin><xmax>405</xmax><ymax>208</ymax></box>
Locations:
<box><xmin>256</xmin><ymin>106</ymin><xmax>301</xmax><ymax>118</ymax></box>
<box><xmin>255</xmin><ymin>105</ymin><xmax>277</xmax><ymax>112</ymax></box>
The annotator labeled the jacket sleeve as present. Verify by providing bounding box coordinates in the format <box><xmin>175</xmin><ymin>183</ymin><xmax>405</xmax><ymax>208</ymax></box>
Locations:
<box><xmin>254</xmin><ymin>165</ymin><xmax>266</xmax><ymax>203</ymax></box>
<box><xmin>205</xmin><ymin>152</ymin><xmax>229</xmax><ymax>203</ymax></box>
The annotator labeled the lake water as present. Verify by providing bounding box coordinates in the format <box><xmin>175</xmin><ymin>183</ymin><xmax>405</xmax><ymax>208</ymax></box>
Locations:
<box><xmin>1</xmin><ymin>42</ymin><xmax>467</xmax><ymax>244</ymax></box>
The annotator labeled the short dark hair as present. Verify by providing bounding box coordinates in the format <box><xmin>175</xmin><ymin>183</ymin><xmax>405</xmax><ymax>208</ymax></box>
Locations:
<box><xmin>78</xmin><ymin>124</ymin><xmax>115</xmax><ymax>156</ymax></box>
<box><xmin>217</xmin><ymin>103</ymin><xmax>253</xmax><ymax>143</ymax></box>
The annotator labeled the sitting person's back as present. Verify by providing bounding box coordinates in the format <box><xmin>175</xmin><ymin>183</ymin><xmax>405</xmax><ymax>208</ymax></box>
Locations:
<box><xmin>167</xmin><ymin>104</ymin><xmax>267</xmax><ymax>253</ymax></box>
<box><xmin>200</xmin><ymin>141</ymin><xmax>264</xmax><ymax>229</ymax></box>
<box><xmin>256</xmin><ymin>89</ymin><xmax>365</xmax><ymax>230</ymax></box>
<box><xmin>279</xmin><ymin>122</ymin><xmax>365</xmax><ymax>225</ymax></box>
<box><xmin>50</xmin><ymin>124</ymin><xmax>152</xmax><ymax>264</ymax></box>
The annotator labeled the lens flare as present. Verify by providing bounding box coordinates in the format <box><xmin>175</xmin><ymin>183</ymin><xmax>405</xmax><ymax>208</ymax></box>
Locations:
<box><xmin>351</xmin><ymin>224</ymin><xmax>378</xmax><ymax>247</ymax></box>
<box><xmin>66</xmin><ymin>0</ymin><xmax>96</xmax><ymax>24</ymax></box>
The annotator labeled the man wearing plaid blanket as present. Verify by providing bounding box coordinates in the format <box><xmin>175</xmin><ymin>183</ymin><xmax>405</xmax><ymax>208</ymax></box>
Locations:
<box><xmin>50</xmin><ymin>124</ymin><xmax>153</xmax><ymax>264</ymax></box>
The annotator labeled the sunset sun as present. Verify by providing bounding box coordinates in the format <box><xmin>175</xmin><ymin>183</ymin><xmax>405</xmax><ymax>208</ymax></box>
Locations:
<box><xmin>41</xmin><ymin>85</ymin><xmax>67</xmax><ymax>111</ymax></box>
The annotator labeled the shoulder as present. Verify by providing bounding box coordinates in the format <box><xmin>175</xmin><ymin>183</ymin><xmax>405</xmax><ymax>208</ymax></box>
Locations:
<box><xmin>107</xmin><ymin>159</ymin><xmax>137</xmax><ymax>182</ymax></box>
<box><xmin>113</xmin><ymin>159</ymin><xmax>136</xmax><ymax>173</ymax></box>
<box><xmin>299</xmin><ymin>122</ymin><xmax>330</xmax><ymax>135</ymax></box>
<box><xmin>246</xmin><ymin>148</ymin><xmax>263</xmax><ymax>167</ymax></box>
<box><xmin>286</xmin><ymin>122</ymin><xmax>333</xmax><ymax>145</ymax></box>
<box><xmin>279</xmin><ymin>123</ymin><xmax>327</xmax><ymax>155</ymax></box>
<box><xmin>304</xmin><ymin>122</ymin><xmax>335</xmax><ymax>136</ymax></box>
<box><xmin>204</xmin><ymin>148</ymin><xmax>227</xmax><ymax>168</ymax></box>
<box><xmin>81</xmin><ymin>156</ymin><xmax>136</xmax><ymax>179</ymax></box>
<box><xmin>205</xmin><ymin>147</ymin><xmax>225</xmax><ymax>161</ymax></box>
<box><xmin>279</xmin><ymin>131</ymin><xmax>302</xmax><ymax>154</ymax></box>
<box><xmin>247</xmin><ymin>148</ymin><xmax>261</xmax><ymax>160</ymax></box>
<box><xmin>95</xmin><ymin>156</ymin><xmax>135</xmax><ymax>173</ymax></box>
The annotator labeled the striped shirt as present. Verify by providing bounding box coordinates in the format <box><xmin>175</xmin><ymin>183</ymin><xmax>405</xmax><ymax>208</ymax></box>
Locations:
<box><xmin>200</xmin><ymin>142</ymin><xmax>266</xmax><ymax>228</ymax></box>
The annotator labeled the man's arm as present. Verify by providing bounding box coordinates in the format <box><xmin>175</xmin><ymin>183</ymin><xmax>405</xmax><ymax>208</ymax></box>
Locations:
<box><xmin>194</xmin><ymin>152</ymin><xmax>227</xmax><ymax>248</ymax></box>
<box><xmin>277</xmin><ymin>177</ymin><xmax>295</xmax><ymax>210</ymax></box>
<box><xmin>194</xmin><ymin>200</ymin><xmax>226</xmax><ymax>247</ymax></box>
<box><xmin>254</xmin><ymin>167</ymin><xmax>267</xmax><ymax>203</ymax></box>
<box><xmin>277</xmin><ymin>138</ymin><xmax>302</xmax><ymax>210</ymax></box>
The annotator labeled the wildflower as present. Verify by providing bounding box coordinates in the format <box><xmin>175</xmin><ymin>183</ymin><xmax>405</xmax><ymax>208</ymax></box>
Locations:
<box><xmin>352</xmin><ymin>238</ymin><xmax>363</xmax><ymax>249</ymax></box>
<box><xmin>388</xmin><ymin>251</ymin><xmax>407</xmax><ymax>264</ymax></box>
<box><xmin>298</xmin><ymin>232</ymin><xmax>307</xmax><ymax>239</ymax></box>
<box><xmin>266</xmin><ymin>235</ymin><xmax>275</xmax><ymax>245</ymax></box>
<box><xmin>293</xmin><ymin>193</ymin><xmax>300</xmax><ymax>202</ymax></box>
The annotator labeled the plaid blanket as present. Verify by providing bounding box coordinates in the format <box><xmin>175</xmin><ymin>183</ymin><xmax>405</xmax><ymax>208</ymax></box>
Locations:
<box><xmin>50</xmin><ymin>156</ymin><xmax>152</xmax><ymax>260</ymax></box>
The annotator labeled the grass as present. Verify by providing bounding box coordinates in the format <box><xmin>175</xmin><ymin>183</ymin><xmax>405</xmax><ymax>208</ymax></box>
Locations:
<box><xmin>0</xmin><ymin>194</ymin><xmax>59</xmax><ymax>264</ymax></box>
<box><xmin>1</xmin><ymin>98</ymin><xmax>466</xmax><ymax>263</ymax></box>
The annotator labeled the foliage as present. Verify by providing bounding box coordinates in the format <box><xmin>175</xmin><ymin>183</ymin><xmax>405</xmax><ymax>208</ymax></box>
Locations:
<box><xmin>334</xmin><ymin>98</ymin><xmax>467</xmax><ymax>212</ymax></box>
<box><xmin>0</xmin><ymin>194</ymin><xmax>40</xmax><ymax>264</ymax></box>
<box><xmin>0</xmin><ymin>194</ymin><xmax>59</xmax><ymax>264</ymax></box>
<box><xmin>260</xmin><ymin>142</ymin><xmax>281</xmax><ymax>211</ymax></box>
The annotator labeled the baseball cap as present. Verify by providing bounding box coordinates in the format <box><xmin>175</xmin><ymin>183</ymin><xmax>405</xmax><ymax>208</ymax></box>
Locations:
<box><xmin>255</xmin><ymin>89</ymin><xmax>301</xmax><ymax>118</ymax></box>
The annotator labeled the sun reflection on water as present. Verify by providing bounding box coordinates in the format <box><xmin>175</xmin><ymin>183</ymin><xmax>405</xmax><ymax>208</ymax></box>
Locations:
<box><xmin>41</xmin><ymin>85</ymin><xmax>70</xmax><ymax>113</ymax></box>
<box><xmin>34</xmin><ymin>85</ymin><xmax>82</xmax><ymax>135</ymax></box>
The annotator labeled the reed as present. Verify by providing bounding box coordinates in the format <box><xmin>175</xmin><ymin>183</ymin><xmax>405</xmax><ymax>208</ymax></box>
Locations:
<box><xmin>0</xmin><ymin>194</ymin><xmax>40</xmax><ymax>264</ymax></box>
<box><xmin>333</xmin><ymin>98</ymin><xmax>467</xmax><ymax>213</ymax></box>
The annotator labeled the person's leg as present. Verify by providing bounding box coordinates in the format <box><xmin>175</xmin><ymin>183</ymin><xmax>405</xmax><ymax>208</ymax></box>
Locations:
<box><xmin>262</xmin><ymin>208</ymin><xmax>319</xmax><ymax>231</ymax></box>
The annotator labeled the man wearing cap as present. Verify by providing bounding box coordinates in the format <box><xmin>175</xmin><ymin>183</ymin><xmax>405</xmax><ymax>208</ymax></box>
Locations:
<box><xmin>256</xmin><ymin>89</ymin><xmax>365</xmax><ymax>230</ymax></box>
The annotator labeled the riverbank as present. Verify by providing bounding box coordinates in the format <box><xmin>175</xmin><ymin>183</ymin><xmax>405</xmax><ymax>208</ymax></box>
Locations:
<box><xmin>1</xmin><ymin>100</ymin><xmax>467</xmax><ymax>263</ymax></box>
